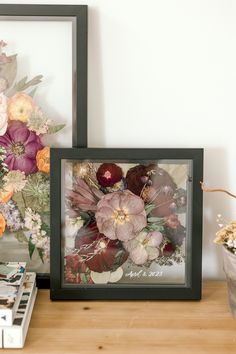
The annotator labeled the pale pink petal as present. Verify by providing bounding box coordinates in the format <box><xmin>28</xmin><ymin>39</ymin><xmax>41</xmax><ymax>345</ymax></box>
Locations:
<box><xmin>123</xmin><ymin>238</ymin><xmax>139</xmax><ymax>252</ymax></box>
<box><xmin>129</xmin><ymin>245</ymin><xmax>148</xmax><ymax>265</ymax></box>
<box><xmin>135</xmin><ymin>231</ymin><xmax>147</xmax><ymax>243</ymax></box>
<box><xmin>109</xmin><ymin>193</ymin><xmax>121</xmax><ymax>210</ymax></box>
<box><xmin>0</xmin><ymin>113</ymin><xmax>7</xmax><ymax>129</ymax></box>
<box><xmin>100</xmin><ymin>219</ymin><xmax>117</xmax><ymax>240</ymax></box>
<box><xmin>115</xmin><ymin>222</ymin><xmax>134</xmax><ymax>241</ymax></box>
<box><xmin>146</xmin><ymin>246</ymin><xmax>159</xmax><ymax>260</ymax></box>
<box><xmin>96</xmin><ymin>207</ymin><xmax>114</xmax><ymax>221</ymax></box>
<box><xmin>0</xmin><ymin>120</ymin><xmax>7</xmax><ymax>136</ymax></box>
<box><xmin>129</xmin><ymin>215</ymin><xmax>147</xmax><ymax>233</ymax></box>
<box><xmin>147</xmin><ymin>231</ymin><xmax>163</xmax><ymax>247</ymax></box>
<box><xmin>120</xmin><ymin>193</ymin><xmax>145</xmax><ymax>215</ymax></box>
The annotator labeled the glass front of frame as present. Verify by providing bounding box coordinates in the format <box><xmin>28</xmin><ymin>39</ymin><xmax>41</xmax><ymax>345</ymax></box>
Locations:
<box><xmin>61</xmin><ymin>159</ymin><xmax>193</xmax><ymax>287</ymax></box>
<box><xmin>0</xmin><ymin>16</ymin><xmax>76</xmax><ymax>276</ymax></box>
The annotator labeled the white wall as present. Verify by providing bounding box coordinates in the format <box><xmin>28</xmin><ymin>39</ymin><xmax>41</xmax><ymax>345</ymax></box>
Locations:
<box><xmin>4</xmin><ymin>0</ymin><xmax>236</xmax><ymax>279</ymax></box>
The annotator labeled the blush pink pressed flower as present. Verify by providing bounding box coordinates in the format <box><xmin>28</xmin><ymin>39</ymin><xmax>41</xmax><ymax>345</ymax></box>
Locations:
<box><xmin>124</xmin><ymin>230</ymin><xmax>163</xmax><ymax>265</ymax></box>
<box><xmin>66</xmin><ymin>176</ymin><xmax>104</xmax><ymax>214</ymax></box>
<box><xmin>95</xmin><ymin>190</ymin><xmax>147</xmax><ymax>241</ymax></box>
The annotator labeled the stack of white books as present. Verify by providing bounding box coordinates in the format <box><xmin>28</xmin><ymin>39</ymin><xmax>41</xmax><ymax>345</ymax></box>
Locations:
<box><xmin>0</xmin><ymin>262</ymin><xmax>37</xmax><ymax>348</ymax></box>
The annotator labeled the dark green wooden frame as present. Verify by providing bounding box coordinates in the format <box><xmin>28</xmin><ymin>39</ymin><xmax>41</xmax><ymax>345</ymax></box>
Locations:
<box><xmin>50</xmin><ymin>148</ymin><xmax>203</xmax><ymax>300</ymax></box>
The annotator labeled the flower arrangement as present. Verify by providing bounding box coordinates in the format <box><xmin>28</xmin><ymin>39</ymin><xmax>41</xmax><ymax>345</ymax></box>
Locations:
<box><xmin>201</xmin><ymin>182</ymin><xmax>236</xmax><ymax>255</ymax></box>
<box><xmin>64</xmin><ymin>161</ymin><xmax>188</xmax><ymax>284</ymax></box>
<box><xmin>0</xmin><ymin>41</ymin><xmax>65</xmax><ymax>263</ymax></box>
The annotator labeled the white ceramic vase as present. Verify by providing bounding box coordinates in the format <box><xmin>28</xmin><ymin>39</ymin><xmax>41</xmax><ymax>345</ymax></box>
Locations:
<box><xmin>222</xmin><ymin>246</ymin><xmax>236</xmax><ymax>317</ymax></box>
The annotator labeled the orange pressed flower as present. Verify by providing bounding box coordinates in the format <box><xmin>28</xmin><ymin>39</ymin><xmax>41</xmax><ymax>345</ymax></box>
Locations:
<box><xmin>0</xmin><ymin>189</ymin><xmax>13</xmax><ymax>203</ymax></box>
<box><xmin>0</xmin><ymin>213</ymin><xmax>6</xmax><ymax>237</ymax></box>
<box><xmin>36</xmin><ymin>147</ymin><xmax>50</xmax><ymax>174</ymax></box>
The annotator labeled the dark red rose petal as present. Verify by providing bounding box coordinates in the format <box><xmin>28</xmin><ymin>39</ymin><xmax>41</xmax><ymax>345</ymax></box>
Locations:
<box><xmin>75</xmin><ymin>223</ymin><xmax>128</xmax><ymax>273</ymax></box>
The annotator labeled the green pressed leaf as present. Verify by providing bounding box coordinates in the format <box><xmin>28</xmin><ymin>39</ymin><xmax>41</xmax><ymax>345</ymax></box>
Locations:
<box><xmin>47</xmin><ymin>124</ymin><xmax>66</xmax><ymax>134</ymax></box>
<box><xmin>147</xmin><ymin>217</ymin><xmax>163</xmax><ymax>223</ymax></box>
<box><xmin>12</xmin><ymin>192</ymin><xmax>27</xmax><ymax>217</ymax></box>
<box><xmin>80</xmin><ymin>211</ymin><xmax>91</xmax><ymax>221</ymax></box>
<box><xmin>80</xmin><ymin>273</ymin><xmax>88</xmax><ymax>284</ymax></box>
<box><xmin>38</xmin><ymin>248</ymin><xmax>45</xmax><ymax>264</ymax></box>
<box><xmin>41</xmin><ymin>222</ymin><xmax>50</xmax><ymax>236</ymax></box>
<box><xmin>28</xmin><ymin>238</ymin><xmax>36</xmax><ymax>259</ymax></box>
<box><xmin>1</xmin><ymin>54</ymin><xmax>17</xmax><ymax>93</ymax></box>
<box><xmin>28</xmin><ymin>87</ymin><xmax>37</xmax><ymax>97</ymax></box>
<box><xmin>145</xmin><ymin>204</ymin><xmax>156</xmax><ymax>215</ymax></box>
<box><xmin>7</xmin><ymin>75</ymin><xmax>43</xmax><ymax>96</ymax></box>
<box><xmin>145</xmin><ymin>224</ymin><xmax>164</xmax><ymax>232</ymax></box>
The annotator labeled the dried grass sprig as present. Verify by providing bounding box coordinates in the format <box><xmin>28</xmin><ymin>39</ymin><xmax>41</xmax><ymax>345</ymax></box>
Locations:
<box><xmin>200</xmin><ymin>182</ymin><xmax>236</xmax><ymax>200</ymax></box>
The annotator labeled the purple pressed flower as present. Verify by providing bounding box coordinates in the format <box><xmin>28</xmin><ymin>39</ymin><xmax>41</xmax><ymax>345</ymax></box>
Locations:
<box><xmin>0</xmin><ymin>120</ymin><xmax>43</xmax><ymax>175</ymax></box>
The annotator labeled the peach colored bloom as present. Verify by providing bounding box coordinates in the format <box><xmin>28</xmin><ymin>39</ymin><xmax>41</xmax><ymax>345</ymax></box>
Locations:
<box><xmin>8</xmin><ymin>92</ymin><xmax>35</xmax><ymax>123</ymax></box>
<box><xmin>0</xmin><ymin>213</ymin><xmax>6</xmax><ymax>237</ymax></box>
<box><xmin>95</xmin><ymin>190</ymin><xmax>147</xmax><ymax>241</ymax></box>
<box><xmin>0</xmin><ymin>188</ymin><xmax>13</xmax><ymax>204</ymax></box>
<box><xmin>36</xmin><ymin>147</ymin><xmax>50</xmax><ymax>174</ymax></box>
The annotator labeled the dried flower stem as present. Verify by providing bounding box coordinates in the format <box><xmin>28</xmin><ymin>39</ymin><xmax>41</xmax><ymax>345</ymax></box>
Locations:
<box><xmin>200</xmin><ymin>182</ymin><xmax>236</xmax><ymax>200</ymax></box>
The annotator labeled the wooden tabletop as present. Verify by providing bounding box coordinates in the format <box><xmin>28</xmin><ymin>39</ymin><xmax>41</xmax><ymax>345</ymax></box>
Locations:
<box><xmin>2</xmin><ymin>281</ymin><xmax>236</xmax><ymax>354</ymax></box>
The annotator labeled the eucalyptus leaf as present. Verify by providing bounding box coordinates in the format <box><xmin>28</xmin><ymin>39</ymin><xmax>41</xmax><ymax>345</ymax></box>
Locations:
<box><xmin>145</xmin><ymin>204</ymin><xmax>156</xmax><ymax>215</ymax></box>
<box><xmin>37</xmin><ymin>248</ymin><xmax>45</xmax><ymax>264</ymax></box>
<box><xmin>28</xmin><ymin>238</ymin><xmax>36</xmax><ymax>259</ymax></box>
<box><xmin>28</xmin><ymin>87</ymin><xmax>37</xmax><ymax>98</ymax></box>
<box><xmin>7</xmin><ymin>74</ymin><xmax>43</xmax><ymax>96</ymax></box>
<box><xmin>147</xmin><ymin>217</ymin><xmax>163</xmax><ymax>223</ymax></box>
<box><xmin>47</xmin><ymin>124</ymin><xmax>66</xmax><ymax>134</ymax></box>
<box><xmin>1</xmin><ymin>54</ymin><xmax>17</xmax><ymax>93</ymax></box>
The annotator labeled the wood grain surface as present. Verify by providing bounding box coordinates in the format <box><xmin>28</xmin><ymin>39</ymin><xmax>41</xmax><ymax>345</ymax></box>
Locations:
<box><xmin>2</xmin><ymin>281</ymin><xmax>236</xmax><ymax>354</ymax></box>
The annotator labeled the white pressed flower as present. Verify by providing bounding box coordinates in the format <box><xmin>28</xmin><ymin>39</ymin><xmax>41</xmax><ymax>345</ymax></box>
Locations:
<box><xmin>31</xmin><ymin>232</ymin><xmax>47</xmax><ymax>248</ymax></box>
<box><xmin>3</xmin><ymin>170</ymin><xmax>26</xmax><ymax>192</ymax></box>
<box><xmin>65</xmin><ymin>216</ymin><xmax>84</xmax><ymax>237</ymax></box>
<box><xmin>24</xmin><ymin>208</ymin><xmax>42</xmax><ymax>233</ymax></box>
<box><xmin>31</xmin><ymin>231</ymin><xmax>50</xmax><ymax>262</ymax></box>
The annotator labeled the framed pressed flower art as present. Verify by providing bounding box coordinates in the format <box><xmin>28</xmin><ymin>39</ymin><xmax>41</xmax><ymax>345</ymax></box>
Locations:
<box><xmin>50</xmin><ymin>148</ymin><xmax>203</xmax><ymax>300</ymax></box>
<box><xmin>0</xmin><ymin>5</ymin><xmax>88</xmax><ymax>288</ymax></box>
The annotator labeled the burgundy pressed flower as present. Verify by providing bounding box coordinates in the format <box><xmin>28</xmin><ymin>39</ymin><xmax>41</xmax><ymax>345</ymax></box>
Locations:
<box><xmin>0</xmin><ymin>120</ymin><xmax>43</xmax><ymax>175</ymax></box>
<box><xmin>162</xmin><ymin>242</ymin><xmax>176</xmax><ymax>257</ymax></box>
<box><xmin>75</xmin><ymin>223</ymin><xmax>128</xmax><ymax>273</ymax></box>
<box><xmin>126</xmin><ymin>164</ymin><xmax>176</xmax><ymax>198</ymax></box>
<box><xmin>126</xmin><ymin>164</ymin><xmax>177</xmax><ymax>217</ymax></box>
<box><xmin>96</xmin><ymin>163</ymin><xmax>122</xmax><ymax>187</ymax></box>
<box><xmin>65</xmin><ymin>254</ymin><xmax>87</xmax><ymax>273</ymax></box>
